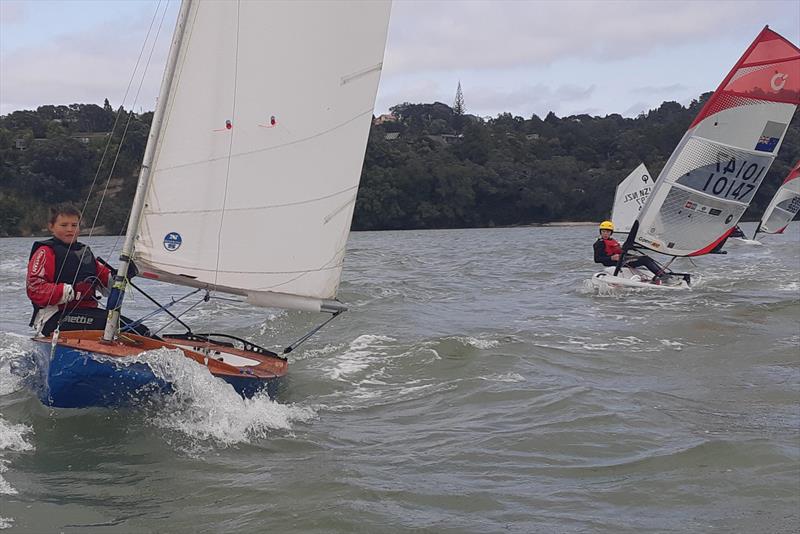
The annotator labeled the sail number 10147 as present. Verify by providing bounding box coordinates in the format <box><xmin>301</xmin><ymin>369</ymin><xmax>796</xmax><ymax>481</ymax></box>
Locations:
<box><xmin>699</xmin><ymin>156</ymin><xmax>767</xmax><ymax>202</ymax></box>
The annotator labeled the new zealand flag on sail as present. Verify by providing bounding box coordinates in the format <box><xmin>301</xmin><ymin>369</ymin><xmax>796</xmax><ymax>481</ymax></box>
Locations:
<box><xmin>755</xmin><ymin>121</ymin><xmax>785</xmax><ymax>152</ymax></box>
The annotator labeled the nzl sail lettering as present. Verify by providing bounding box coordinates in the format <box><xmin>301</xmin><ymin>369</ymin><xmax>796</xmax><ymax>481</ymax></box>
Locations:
<box><xmin>623</xmin><ymin>187</ymin><xmax>651</xmax><ymax>206</ymax></box>
<box><xmin>699</xmin><ymin>155</ymin><xmax>767</xmax><ymax>201</ymax></box>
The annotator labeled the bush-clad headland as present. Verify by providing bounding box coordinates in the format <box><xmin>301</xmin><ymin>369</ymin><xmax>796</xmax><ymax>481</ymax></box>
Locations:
<box><xmin>0</xmin><ymin>96</ymin><xmax>797</xmax><ymax>236</ymax></box>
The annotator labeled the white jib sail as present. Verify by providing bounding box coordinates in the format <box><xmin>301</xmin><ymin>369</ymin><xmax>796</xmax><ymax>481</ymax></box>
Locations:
<box><xmin>611</xmin><ymin>163</ymin><xmax>652</xmax><ymax>233</ymax></box>
<box><xmin>633</xmin><ymin>27</ymin><xmax>800</xmax><ymax>257</ymax></box>
<box><xmin>133</xmin><ymin>0</ymin><xmax>391</xmax><ymax>312</ymax></box>
<box><xmin>757</xmin><ymin>162</ymin><xmax>800</xmax><ymax>234</ymax></box>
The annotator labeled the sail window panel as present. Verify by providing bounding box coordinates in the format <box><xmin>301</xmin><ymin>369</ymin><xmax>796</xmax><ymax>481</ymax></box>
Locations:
<box><xmin>762</xmin><ymin>207</ymin><xmax>794</xmax><ymax>234</ymax></box>
<box><xmin>659</xmin><ymin>137</ymin><xmax>767</xmax><ymax>192</ymax></box>
<box><xmin>760</xmin><ymin>188</ymin><xmax>800</xmax><ymax>234</ymax></box>
<box><xmin>639</xmin><ymin>187</ymin><xmax>746</xmax><ymax>255</ymax></box>
<box><xmin>775</xmin><ymin>195</ymin><xmax>800</xmax><ymax>215</ymax></box>
<box><xmin>690</xmin><ymin>101</ymin><xmax>794</xmax><ymax>154</ymax></box>
<box><xmin>670</xmin><ymin>146</ymin><xmax>772</xmax><ymax>206</ymax></box>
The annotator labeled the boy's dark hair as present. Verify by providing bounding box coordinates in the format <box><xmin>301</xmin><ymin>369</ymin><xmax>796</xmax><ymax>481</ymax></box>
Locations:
<box><xmin>49</xmin><ymin>203</ymin><xmax>82</xmax><ymax>225</ymax></box>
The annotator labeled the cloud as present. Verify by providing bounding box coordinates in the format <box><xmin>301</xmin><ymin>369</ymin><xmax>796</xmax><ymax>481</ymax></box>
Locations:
<box><xmin>455</xmin><ymin>83</ymin><xmax>596</xmax><ymax>118</ymax></box>
<box><xmin>376</xmin><ymin>79</ymin><xmax>597</xmax><ymax>118</ymax></box>
<box><xmin>631</xmin><ymin>83</ymin><xmax>688</xmax><ymax>96</ymax></box>
<box><xmin>0</xmin><ymin>4</ymin><xmax>172</xmax><ymax>115</ymax></box>
<box><xmin>0</xmin><ymin>1</ymin><xmax>26</xmax><ymax>25</ymax></box>
<box><xmin>2</xmin><ymin>0</ymin><xmax>797</xmax><ymax>119</ymax></box>
<box><xmin>384</xmin><ymin>0</ymin><xmax>776</xmax><ymax>74</ymax></box>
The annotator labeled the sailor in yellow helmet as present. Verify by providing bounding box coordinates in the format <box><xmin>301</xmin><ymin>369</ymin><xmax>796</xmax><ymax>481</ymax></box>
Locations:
<box><xmin>593</xmin><ymin>220</ymin><xmax>662</xmax><ymax>277</ymax></box>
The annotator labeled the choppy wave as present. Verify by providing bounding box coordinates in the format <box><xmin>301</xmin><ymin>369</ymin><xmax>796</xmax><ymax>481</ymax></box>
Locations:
<box><xmin>126</xmin><ymin>349</ymin><xmax>316</xmax><ymax>450</ymax></box>
<box><xmin>0</xmin><ymin>417</ymin><xmax>34</xmax><ymax>504</ymax></box>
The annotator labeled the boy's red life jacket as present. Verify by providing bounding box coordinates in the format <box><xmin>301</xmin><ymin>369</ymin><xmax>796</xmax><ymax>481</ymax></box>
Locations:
<box><xmin>27</xmin><ymin>238</ymin><xmax>111</xmax><ymax>315</ymax></box>
<box><xmin>604</xmin><ymin>238</ymin><xmax>622</xmax><ymax>257</ymax></box>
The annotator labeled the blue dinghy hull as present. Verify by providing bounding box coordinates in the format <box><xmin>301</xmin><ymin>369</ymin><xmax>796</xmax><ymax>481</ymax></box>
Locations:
<box><xmin>31</xmin><ymin>331</ymin><xmax>287</xmax><ymax>409</ymax></box>
<box><xmin>32</xmin><ymin>342</ymin><xmax>172</xmax><ymax>408</ymax></box>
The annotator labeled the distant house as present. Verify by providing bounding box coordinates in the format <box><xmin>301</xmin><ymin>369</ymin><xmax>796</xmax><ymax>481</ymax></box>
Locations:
<box><xmin>71</xmin><ymin>132</ymin><xmax>111</xmax><ymax>145</ymax></box>
<box><xmin>440</xmin><ymin>134</ymin><xmax>463</xmax><ymax>144</ymax></box>
<box><xmin>373</xmin><ymin>113</ymin><xmax>397</xmax><ymax>125</ymax></box>
<box><xmin>14</xmin><ymin>139</ymin><xmax>26</xmax><ymax>150</ymax></box>
<box><xmin>384</xmin><ymin>132</ymin><xmax>400</xmax><ymax>141</ymax></box>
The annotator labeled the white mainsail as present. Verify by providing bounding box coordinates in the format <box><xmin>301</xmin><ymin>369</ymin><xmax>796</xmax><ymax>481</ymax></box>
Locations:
<box><xmin>756</xmin><ymin>161</ymin><xmax>800</xmax><ymax>235</ymax></box>
<box><xmin>132</xmin><ymin>0</ymin><xmax>391</xmax><ymax>312</ymax></box>
<box><xmin>632</xmin><ymin>27</ymin><xmax>800</xmax><ymax>257</ymax></box>
<box><xmin>611</xmin><ymin>163</ymin><xmax>652</xmax><ymax>233</ymax></box>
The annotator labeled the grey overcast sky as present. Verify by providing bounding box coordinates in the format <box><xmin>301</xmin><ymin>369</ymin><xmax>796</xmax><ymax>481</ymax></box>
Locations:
<box><xmin>1</xmin><ymin>0</ymin><xmax>799</xmax><ymax>118</ymax></box>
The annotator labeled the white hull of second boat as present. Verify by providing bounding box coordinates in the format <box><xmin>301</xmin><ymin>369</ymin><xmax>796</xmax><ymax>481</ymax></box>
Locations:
<box><xmin>590</xmin><ymin>267</ymin><xmax>690</xmax><ymax>291</ymax></box>
<box><xmin>730</xmin><ymin>237</ymin><xmax>763</xmax><ymax>246</ymax></box>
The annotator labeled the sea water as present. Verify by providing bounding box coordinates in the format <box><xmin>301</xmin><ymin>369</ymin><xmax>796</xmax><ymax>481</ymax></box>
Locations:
<box><xmin>0</xmin><ymin>224</ymin><xmax>798</xmax><ymax>533</ymax></box>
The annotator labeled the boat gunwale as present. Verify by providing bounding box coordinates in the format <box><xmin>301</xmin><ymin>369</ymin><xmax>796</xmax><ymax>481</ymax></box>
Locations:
<box><xmin>31</xmin><ymin>330</ymin><xmax>286</xmax><ymax>379</ymax></box>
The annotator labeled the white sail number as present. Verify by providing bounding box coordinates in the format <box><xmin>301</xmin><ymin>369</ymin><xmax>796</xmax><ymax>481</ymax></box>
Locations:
<box><xmin>623</xmin><ymin>187</ymin><xmax>652</xmax><ymax>207</ymax></box>
<box><xmin>699</xmin><ymin>156</ymin><xmax>767</xmax><ymax>201</ymax></box>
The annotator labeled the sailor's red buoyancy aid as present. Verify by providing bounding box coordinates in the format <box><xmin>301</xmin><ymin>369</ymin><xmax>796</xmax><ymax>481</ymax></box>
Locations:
<box><xmin>29</xmin><ymin>238</ymin><xmax>99</xmax><ymax>284</ymax></box>
<box><xmin>603</xmin><ymin>238</ymin><xmax>623</xmax><ymax>257</ymax></box>
<box><xmin>27</xmin><ymin>238</ymin><xmax>106</xmax><ymax>326</ymax></box>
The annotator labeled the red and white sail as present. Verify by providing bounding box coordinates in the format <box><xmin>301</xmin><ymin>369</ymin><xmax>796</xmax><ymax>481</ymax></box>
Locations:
<box><xmin>757</xmin><ymin>161</ymin><xmax>800</xmax><ymax>234</ymax></box>
<box><xmin>634</xmin><ymin>27</ymin><xmax>800</xmax><ymax>257</ymax></box>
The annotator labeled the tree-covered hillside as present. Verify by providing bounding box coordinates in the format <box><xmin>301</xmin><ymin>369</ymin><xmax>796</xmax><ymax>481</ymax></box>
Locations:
<box><xmin>355</xmin><ymin>98</ymin><xmax>799</xmax><ymax>230</ymax></box>
<box><xmin>0</xmin><ymin>97</ymin><xmax>797</xmax><ymax>236</ymax></box>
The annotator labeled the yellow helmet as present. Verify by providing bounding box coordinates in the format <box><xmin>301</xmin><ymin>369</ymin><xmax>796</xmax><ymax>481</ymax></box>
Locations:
<box><xmin>599</xmin><ymin>220</ymin><xmax>614</xmax><ymax>231</ymax></box>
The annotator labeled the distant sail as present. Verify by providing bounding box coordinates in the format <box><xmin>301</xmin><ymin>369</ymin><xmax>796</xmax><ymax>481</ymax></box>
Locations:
<box><xmin>611</xmin><ymin>163</ymin><xmax>653</xmax><ymax>233</ymax></box>
<box><xmin>133</xmin><ymin>1</ymin><xmax>391</xmax><ymax>311</ymax></box>
<box><xmin>633</xmin><ymin>27</ymin><xmax>800</xmax><ymax>257</ymax></box>
<box><xmin>757</xmin><ymin>161</ymin><xmax>800</xmax><ymax>234</ymax></box>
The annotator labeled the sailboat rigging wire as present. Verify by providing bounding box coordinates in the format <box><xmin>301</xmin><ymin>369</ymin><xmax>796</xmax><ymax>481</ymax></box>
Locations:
<box><xmin>97</xmin><ymin>2</ymin><xmax>172</xmax><ymax>261</ymax></box>
<box><xmin>121</xmin><ymin>288</ymin><xmax>202</xmax><ymax>333</ymax></box>
<box><xmin>283</xmin><ymin>310</ymin><xmax>344</xmax><ymax>354</ymax></box>
<box><xmin>53</xmin><ymin>2</ymin><xmax>172</xmax><ymax>335</ymax></box>
<box><xmin>83</xmin><ymin>0</ymin><xmax>169</xmax><ymax>243</ymax></box>
<box><xmin>43</xmin><ymin>0</ymin><xmax>167</xmax><ymax>317</ymax></box>
<box><xmin>151</xmin><ymin>294</ymin><xmax>209</xmax><ymax>335</ymax></box>
<box><xmin>652</xmin><ymin>256</ymin><xmax>676</xmax><ymax>279</ymax></box>
<box><xmin>127</xmin><ymin>280</ymin><xmax>196</xmax><ymax>333</ymax></box>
